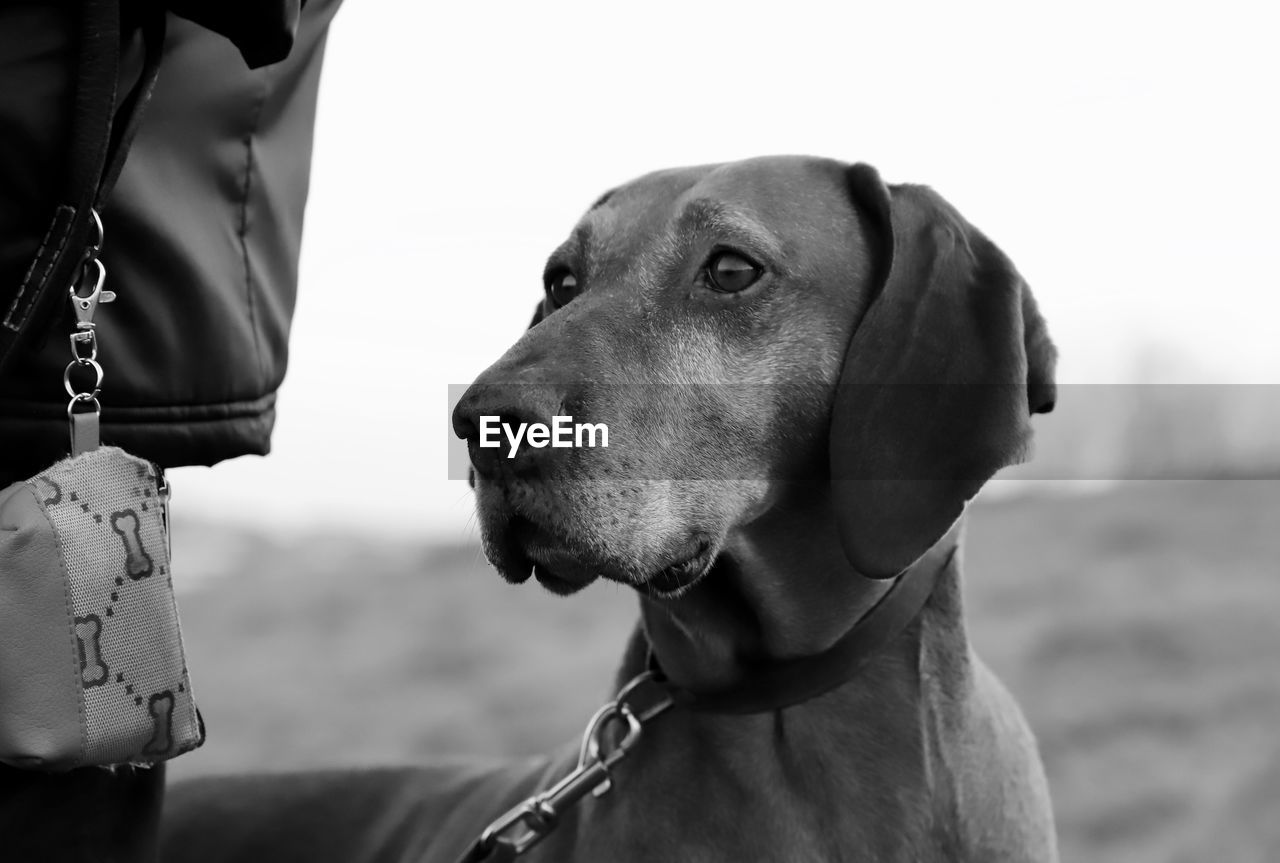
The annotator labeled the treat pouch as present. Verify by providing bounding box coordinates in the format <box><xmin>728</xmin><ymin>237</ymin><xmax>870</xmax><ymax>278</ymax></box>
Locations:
<box><xmin>0</xmin><ymin>445</ymin><xmax>203</xmax><ymax>769</ymax></box>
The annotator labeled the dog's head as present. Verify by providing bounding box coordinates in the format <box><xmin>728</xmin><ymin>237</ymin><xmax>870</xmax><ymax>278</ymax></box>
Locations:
<box><xmin>452</xmin><ymin>156</ymin><xmax>1055</xmax><ymax>597</ymax></box>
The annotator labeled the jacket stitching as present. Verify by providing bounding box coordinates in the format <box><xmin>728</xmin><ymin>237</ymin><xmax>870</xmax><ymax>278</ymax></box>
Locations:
<box><xmin>4</xmin><ymin>206</ymin><xmax>75</xmax><ymax>331</ymax></box>
<box><xmin>0</xmin><ymin>394</ymin><xmax>277</xmax><ymax>422</ymax></box>
<box><xmin>237</xmin><ymin>73</ymin><xmax>272</xmax><ymax>391</ymax></box>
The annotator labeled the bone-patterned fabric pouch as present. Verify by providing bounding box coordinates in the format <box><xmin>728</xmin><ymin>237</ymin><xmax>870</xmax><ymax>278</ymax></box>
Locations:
<box><xmin>0</xmin><ymin>445</ymin><xmax>203</xmax><ymax>770</ymax></box>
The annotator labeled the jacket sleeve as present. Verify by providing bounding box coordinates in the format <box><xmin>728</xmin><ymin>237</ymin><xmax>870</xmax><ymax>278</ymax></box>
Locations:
<box><xmin>0</xmin><ymin>0</ymin><xmax>343</xmax><ymax>482</ymax></box>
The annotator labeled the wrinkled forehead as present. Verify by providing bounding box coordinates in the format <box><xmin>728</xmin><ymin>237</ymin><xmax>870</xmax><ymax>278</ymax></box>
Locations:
<box><xmin>552</xmin><ymin>156</ymin><xmax>857</xmax><ymax>268</ymax></box>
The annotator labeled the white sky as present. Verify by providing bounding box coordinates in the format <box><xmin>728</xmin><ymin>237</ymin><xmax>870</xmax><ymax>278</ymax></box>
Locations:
<box><xmin>171</xmin><ymin>1</ymin><xmax>1280</xmax><ymax>540</ymax></box>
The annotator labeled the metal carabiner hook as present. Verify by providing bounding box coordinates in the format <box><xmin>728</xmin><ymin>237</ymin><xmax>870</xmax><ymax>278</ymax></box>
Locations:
<box><xmin>70</xmin><ymin>257</ymin><xmax>113</xmax><ymax>328</ymax></box>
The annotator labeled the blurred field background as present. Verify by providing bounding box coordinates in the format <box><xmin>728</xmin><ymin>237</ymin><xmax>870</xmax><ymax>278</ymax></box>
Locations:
<box><xmin>167</xmin><ymin>479</ymin><xmax>1280</xmax><ymax>863</ymax></box>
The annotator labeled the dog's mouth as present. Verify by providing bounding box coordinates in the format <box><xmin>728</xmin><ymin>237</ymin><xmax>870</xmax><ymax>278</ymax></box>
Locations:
<box><xmin>488</xmin><ymin>515</ymin><xmax>600</xmax><ymax>596</ymax></box>
<box><xmin>527</xmin><ymin>545</ymin><xmax>602</xmax><ymax>597</ymax></box>
<box><xmin>637</xmin><ymin>534</ymin><xmax>716</xmax><ymax>600</ymax></box>
<box><xmin>481</xmin><ymin>505</ymin><xmax>715</xmax><ymax>600</ymax></box>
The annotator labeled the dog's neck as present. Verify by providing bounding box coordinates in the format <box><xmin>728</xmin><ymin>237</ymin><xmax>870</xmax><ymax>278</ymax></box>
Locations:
<box><xmin>636</xmin><ymin>483</ymin><xmax>959</xmax><ymax>694</ymax></box>
<box><xmin>589</xmin><ymin>487</ymin><xmax>974</xmax><ymax>861</ymax></box>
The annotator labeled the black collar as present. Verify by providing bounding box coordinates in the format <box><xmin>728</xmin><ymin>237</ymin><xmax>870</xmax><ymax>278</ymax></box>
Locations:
<box><xmin>647</xmin><ymin>540</ymin><xmax>956</xmax><ymax>715</ymax></box>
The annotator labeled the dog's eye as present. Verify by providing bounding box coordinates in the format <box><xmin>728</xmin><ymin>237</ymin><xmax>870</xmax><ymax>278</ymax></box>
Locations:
<box><xmin>547</xmin><ymin>270</ymin><xmax>580</xmax><ymax>306</ymax></box>
<box><xmin>705</xmin><ymin>251</ymin><xmax>762</xmax><ymax>293</ymax></box>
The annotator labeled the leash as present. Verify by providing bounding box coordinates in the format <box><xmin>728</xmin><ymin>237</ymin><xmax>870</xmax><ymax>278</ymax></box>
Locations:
<box><xmin>452</xmin><ymin>541</ymin><xmax>952</xmax><ymax>863</ymax></box>
<box><xmin>0</xmin><ymin>0</ymin><xmax>166</xmax><ymax>378</ymax></box>
<box><xmin>454</xmin><ymin>671</ymin><xmax>676</xmax><ymax>863</ymax></box>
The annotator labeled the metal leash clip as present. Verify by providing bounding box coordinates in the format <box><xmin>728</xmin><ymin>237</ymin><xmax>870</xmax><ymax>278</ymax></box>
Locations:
<box><xmin>64</xmin><ymin>209</ymin><xmax>114</xmax><ymax>455</ymax></box>
<box><xmin>462</xmin><ymin>670</ymin><xmax>674</xmax><ymax>863</ymax></box>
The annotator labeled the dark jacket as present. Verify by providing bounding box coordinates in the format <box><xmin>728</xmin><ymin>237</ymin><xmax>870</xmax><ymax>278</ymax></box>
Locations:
<box><xmin>0</xmin><ymin>3</ymin><xmax>339</xmax><ymax>860</ymax></box>
<box><xmin>0</xmin><ymin>0</ymin><xmax>339</xmax><ymax>484</ymax></box>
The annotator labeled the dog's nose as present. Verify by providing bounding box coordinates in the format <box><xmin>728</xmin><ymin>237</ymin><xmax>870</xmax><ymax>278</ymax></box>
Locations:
<box><xmin>452</xmin><ymin>382</ymin><xmax>561</xmax><ymax>478</ymax></box>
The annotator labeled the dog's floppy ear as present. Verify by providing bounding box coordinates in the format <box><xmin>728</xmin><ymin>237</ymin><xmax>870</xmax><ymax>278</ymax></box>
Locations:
<box><xmin>831</xmin><ymin>163</ymin><xmax>1057</xmax><ymax>578</ymax></box>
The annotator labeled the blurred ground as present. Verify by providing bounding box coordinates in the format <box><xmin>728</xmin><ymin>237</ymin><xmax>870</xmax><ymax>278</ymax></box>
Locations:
<box><xmin>168</xmin><ymin>481</ymin><xmax>1280</xmax><ymax>863</ymax></box>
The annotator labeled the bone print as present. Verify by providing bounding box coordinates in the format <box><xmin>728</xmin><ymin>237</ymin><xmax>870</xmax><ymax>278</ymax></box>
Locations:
<box><xmin>30</xmin><ymin>475</ymin><xmax>61</xmax><ymax>506</ymax></box>
<box><xmin>110</xmin><ymin>509</ymin><xmax>153</xmax><ymax>580</ymax></box>
<box><xmin>142</xmin><ymin>691</ymin><xmax>174</xmax><ymax>756</ymax></box>
<box><xmin>74</xmin><ymin>615</ymin><xmax>108</xmax><ymax>687</ymax></box>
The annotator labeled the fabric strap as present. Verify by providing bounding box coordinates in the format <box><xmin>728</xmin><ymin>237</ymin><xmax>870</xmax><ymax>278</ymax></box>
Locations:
<box><xmin>649</xmin><ymin>539</ymin><xmax>956</xmax><ymax>715</ymax></box>
<box><xmin>0</xmin><ymin>0</ymin><xmax>166</xmax><ymax>378</ymax></box>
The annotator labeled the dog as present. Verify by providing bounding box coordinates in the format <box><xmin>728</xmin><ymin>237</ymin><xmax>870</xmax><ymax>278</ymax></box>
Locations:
<box><xmin>161</xmin><ymin>155</ymin><xmax>1059</xmax><ymax>862</ymax></box>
